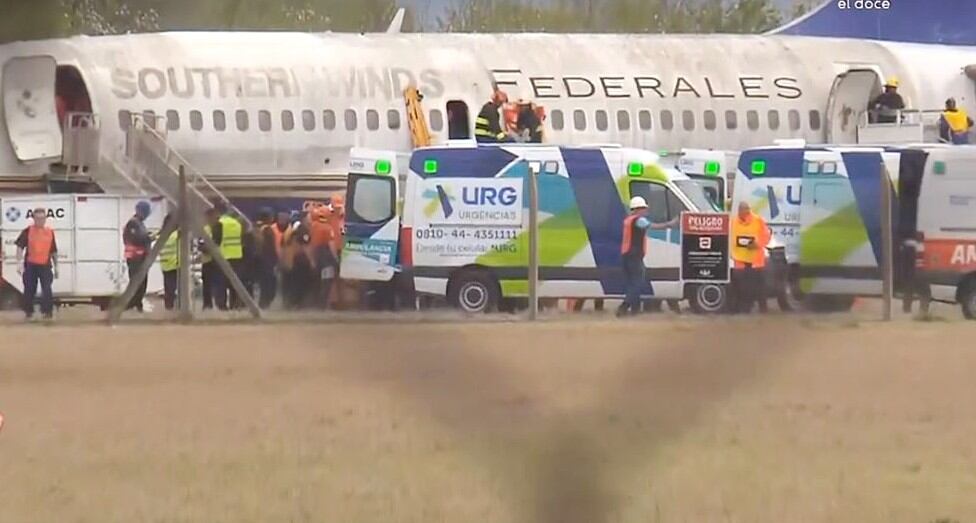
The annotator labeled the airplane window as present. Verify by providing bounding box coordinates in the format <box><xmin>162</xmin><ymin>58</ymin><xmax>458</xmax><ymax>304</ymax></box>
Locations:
<box><xmin>747</xmin><ymin>110</ymin><xmax>759</xmax><ymax>130</ymax></box>
<box><xmin>259</xmin><ymin>110</ymin><xmax>271</xmax><ymax>132</ymax></box>
<box><xmin>660</xmin><ymin>110</ymin><xmax>673</xmax><ymax>131</ymax></box>
<box><xmin>595</xmin><ymin>110</ymin><xmax>608</xmax><ymax>131</ymax></box>
<box><xmin>768</xmin><ymin>110</ymin><xmax>780</xmax><ymax>131</ymax></box>
<box><xmin>190</xmin><ymin>110</ymin><xmax>203</xmax><ymax>131</ymax></box>
<box><xmin>704</xmin><ymin>110</ymin><xmax>716</xmax><ymax>130</ymax></box>
<box><xmin>574</xmin><ymin>110</ymin><xmax>586</xmax><ymax>131</ymax></box>
<box><xmin>429</xmin><ymin>109</ymin><xmax>443</xmax><ymax>131</ymax></box>
<box><xmin>282</xmin><ymin>110</ymin><xmax>295</xmax><ymax>131</ymax></box>
<box><xmin>118</xmin><ymin>110</ymin><xmax>131</xmax><ymax>131</ymax></box>
<box><xmin>212</xmin><ymin>110</ymin><xmax>225</xmax><ymax>131</ymax></box>
<box><xmin>366</xmin><ymin>109</ymin><xmax>380</xmax><ymax>131</ymax></box>
<box><xmin>236</xmin><ymin>110</ymin><xmax>249</xmax><ymax>131</ymax></box>
<box><xmin>789</xmin><ymin>110</ymin><xmax>800</xmax><ymax>131</ymax></box>
<box><xmin>344</xmin><ymin>110</ymin><xmax>358</xmax><ymax>131</ymax></box>
<box><xmin>682</xmin><ymin>110</ymin><xmax>694</xmax><ymax>131</ymax></box>
<box><xmin>638</xmin><ymin>110</ymin><xmax>652</xmax><ymax>130</ymax></box>
<box><xmin>551</xmin><ymin>110</ymin><xmax>564</xmax><ymax>131</ymax></box>
<box><xmin>725</xmin><ymin>110</ymin><xmax>737</xmax><ymax>130</ymax></box>
<box><xmin>143</xmin><ymin>110</ymin><xmax>157</xmax><ymax>129</ymax></box>
<box><xmin>302</xmin><ymin>110</ymin><xmax>315</xmax><ymax>131</ymax></box>
<box><xmin>809</xmin><ymin>110</ymin><xmax>822</xmax><ymax>130</ymax></box>
<box><xmin>617</xmin><ymin>110</ymin><xmax>630</xmax><ymax>131</ymax></box>
<box><xmin>388</xmin><ymin>109</ymin><xmax>401</xmax><ymax>130</ymax></box>
<box><xmin>323</xmin><ymin>110</ymin><xmax>336</xmax><ymax>130</ymax></box>
<box><xmin>166</xmin><ymin>110</ymin><xmax>179</xmax><ymax>131</ymax></box>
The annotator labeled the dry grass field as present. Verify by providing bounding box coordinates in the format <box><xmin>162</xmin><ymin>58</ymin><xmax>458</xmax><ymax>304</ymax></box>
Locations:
<box><xmin>1</xmin><ymin>312</ymin><xmax>975</xmax><ymax>522</ymax></box>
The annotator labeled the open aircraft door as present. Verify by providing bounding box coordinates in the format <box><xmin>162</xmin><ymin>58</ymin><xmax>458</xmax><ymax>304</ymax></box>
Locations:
<box><xmin>3</xmin><ymin>56</ymin><xmax>63</xmax><ymax>161</ymax></box>
<box><xmin>825</xmin><ymin>69</ymin><xmax>882</xmax><ymax>144</ymax></box>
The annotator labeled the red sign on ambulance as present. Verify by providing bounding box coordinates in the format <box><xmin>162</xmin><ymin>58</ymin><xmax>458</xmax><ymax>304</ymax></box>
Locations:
<box><xmin>922</xmin><ymin>239</ymin><xmax>976</xmax><ymax>271</ymax></box>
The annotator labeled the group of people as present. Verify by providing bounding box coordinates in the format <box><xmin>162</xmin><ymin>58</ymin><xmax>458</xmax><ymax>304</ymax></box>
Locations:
<box><xmin>124</xmin><ymin>198</ymin><xmax>346</xmax><ymax>314</ymax></box>
<box><xmin>869</xmin><ymin>76</ymin><xmax>973</xmax><ymax>144</ymax></box>
<box><xmin>616</xmin><ymin>198</ymin><xmax>772</xmax><ymax>318</ymax></box>
<box><xmin>475</xmin><ymin>89</ymin><xmax>545</xmax><ymax>144</ymax></box>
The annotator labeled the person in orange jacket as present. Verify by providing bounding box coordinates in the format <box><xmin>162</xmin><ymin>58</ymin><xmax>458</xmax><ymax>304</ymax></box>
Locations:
<box><xmin>730</xmin><ymin>201</ymin><xmax>772</xmax><ymax>313</ymax></box>
<box><xmin>307</xmin><ymin>205</ymin><xmax>339</xmax><ymax>309</ymax></box>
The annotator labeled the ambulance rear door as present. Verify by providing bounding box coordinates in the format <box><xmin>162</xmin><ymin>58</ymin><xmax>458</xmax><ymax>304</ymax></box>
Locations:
<box><xmin>340</xmin><ymin>149</ymin><xmax>402</xmax><ymax>282</ymax></box>
<box><xmin>798</xmin><ymin>150</ymin><xmax>885</xmax><ymax>296</ymax></box>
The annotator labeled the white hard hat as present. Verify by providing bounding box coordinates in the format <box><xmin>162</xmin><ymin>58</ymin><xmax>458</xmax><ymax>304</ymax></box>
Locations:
<box><xmin>629</xmin><ymin>196</ymin><xmax>648</xmax><ymax>210</ymax></box>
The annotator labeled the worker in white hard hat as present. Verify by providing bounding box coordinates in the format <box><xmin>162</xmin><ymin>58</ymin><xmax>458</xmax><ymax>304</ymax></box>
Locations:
<box><xmin>617</xmin><ymin>195</ymin><xmax>679</xmax><ymax>318</ymax></box>
<box><xmin>869</xmin><ymin>76</ymin><xmax>905</xmax><ymax>124</ymax></box>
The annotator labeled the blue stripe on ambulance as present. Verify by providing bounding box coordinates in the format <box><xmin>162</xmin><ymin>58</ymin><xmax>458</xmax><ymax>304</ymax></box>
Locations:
<box><xmin>409</xmin><ymin>147</ymin><xmax>518</xmax><ymax>179</ymax></box>
<box><xmin>841</xmin><ymin>151</ymin><xmax>898</xmax><ymax>265</ymax></box>
<box><xmin>561</xmin><ymin>147</ymin><xmax>652</xmax><ymax>296</ymax></box>
<box><xmin>736</xmin><ymin>148</ymin><xmax>807</xmax><ymax>180</ymax></box>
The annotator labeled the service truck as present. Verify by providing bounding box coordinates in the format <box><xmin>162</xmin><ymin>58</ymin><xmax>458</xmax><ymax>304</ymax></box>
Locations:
<box><xmin>340</xmin><ymin>143</ymin><xmax>734</xmax><ymax>313</ymax></box>
<box><xmin>1</xmin><ymin>194</ymin><xmax>167</xmax><ymax>310</ymax></box>
<box><xmin>732</xmin><ymin>143</ymin><xmax>976</xmax><ymax>318</ymax></box>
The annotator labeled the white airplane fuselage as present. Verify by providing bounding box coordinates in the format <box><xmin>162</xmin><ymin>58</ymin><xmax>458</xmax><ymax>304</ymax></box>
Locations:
<box><xmin>0</xmin><ymin>32</ymin><xmax>974</xmax><ymax>198</ymax></box>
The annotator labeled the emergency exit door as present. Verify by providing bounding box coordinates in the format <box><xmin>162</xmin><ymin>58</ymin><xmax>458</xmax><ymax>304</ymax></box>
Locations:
<box><xmin>3</xmin><ymin>55</ymin><xmax>63</xmax><ymax>161</ymax></box>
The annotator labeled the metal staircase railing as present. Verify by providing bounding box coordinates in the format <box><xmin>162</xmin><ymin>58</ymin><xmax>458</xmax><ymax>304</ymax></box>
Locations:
<box><xmin>112</xmin><ymin>113</ymin><xmax>251</xmax><ymax>227</ymax></box>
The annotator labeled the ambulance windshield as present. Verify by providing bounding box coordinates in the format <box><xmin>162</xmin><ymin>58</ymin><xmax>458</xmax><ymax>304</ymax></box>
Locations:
<box><xmin>675</xmin><ymin>180</ymin><xmax>722</xmax><ymax>212</ymax></box>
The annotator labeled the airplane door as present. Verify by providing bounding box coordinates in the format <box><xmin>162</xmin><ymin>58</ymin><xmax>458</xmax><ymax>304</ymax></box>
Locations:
<box><xmin>3</xmin><ymin>56</ymin><xmax>63</xmax><ymax>161</ymax></box>
<box><xmin>825</xmin><ymin>69</ymin><xmax>882</xmax><ymax>144</ymax></box>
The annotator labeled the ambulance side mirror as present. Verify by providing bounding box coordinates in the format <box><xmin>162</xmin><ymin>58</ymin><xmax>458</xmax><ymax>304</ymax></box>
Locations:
<box><xmin>528</xmin><ymin>161</ymin><xmax>541</xmax><ymax>176</ymax></box>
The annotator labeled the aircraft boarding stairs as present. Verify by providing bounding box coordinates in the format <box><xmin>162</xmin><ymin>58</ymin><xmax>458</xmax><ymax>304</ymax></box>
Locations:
<box><xmin>60</xmin><ymin>112</ymin><xmax>249</xmax><ymax>226</ymax></box>
<box><xmin>856</xmin><ymin>109</ymin><xmax>949</xmax><ymax>145</ymax></box>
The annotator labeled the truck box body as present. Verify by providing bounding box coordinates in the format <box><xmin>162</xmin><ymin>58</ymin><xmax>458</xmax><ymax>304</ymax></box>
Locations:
<box><xmin>1</xmin><ymin>194</ymin><xmax>166</xmax><ymax>301</ymax></box>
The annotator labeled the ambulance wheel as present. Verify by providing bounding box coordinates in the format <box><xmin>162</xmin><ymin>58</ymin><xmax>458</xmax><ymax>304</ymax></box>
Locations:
<box><xmin>689</xmin><ymin>283</ymin><xmax>728</xmax><ymax>314</ymax></box>
<box><xmin>449</xmin><ymin>270</ymin><xmax>499</xmax><ymax>313</ymax></box>
<box><xmin>777</xmin><ymin>278</ymin><xmax>805</xmax><ymax>312</ymax></box>
<box><xmin>959</xmin><ymin>280</ymin><xmax>976</xmax><ymax>320</ymax></box>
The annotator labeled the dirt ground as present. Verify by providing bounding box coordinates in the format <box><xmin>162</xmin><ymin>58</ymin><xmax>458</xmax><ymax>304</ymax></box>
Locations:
<box><xmin>1</xmin><ymin>309</ymin><xmax>975</xmax><ymax>522</ymax></box>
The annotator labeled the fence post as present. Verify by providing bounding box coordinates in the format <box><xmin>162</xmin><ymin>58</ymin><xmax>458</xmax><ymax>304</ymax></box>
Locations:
<box><xmin>527</xmin><ymin>161</ymin><xmax>540</xmax><ymax>321</ymax></box>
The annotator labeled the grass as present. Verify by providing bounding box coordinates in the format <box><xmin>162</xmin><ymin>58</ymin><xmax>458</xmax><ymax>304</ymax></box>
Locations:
<box><xmin>1</xmin><ymin>318</ymin><xmax>976</xmax><ymax>522</ymax></box>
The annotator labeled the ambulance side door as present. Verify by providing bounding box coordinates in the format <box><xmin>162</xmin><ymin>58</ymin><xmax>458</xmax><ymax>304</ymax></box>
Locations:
<box><xmin>628</xmin><ymin>180</ymin><xmax>684</xmax><ymax>295</ymax></box>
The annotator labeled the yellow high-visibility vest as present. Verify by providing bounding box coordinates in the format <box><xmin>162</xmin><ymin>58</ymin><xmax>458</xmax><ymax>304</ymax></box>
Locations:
<box><xmin>219</xmin><ymin>215</ymin><xmax>243</xmax><ymax>261</ymax></box>
<box><xmin>159</xmin><ymin>232</ymin><xmax>180</xmax><ymax>272</ymax></box>
<box><xmin>943</xmin><ymin>109</ymin><xmax>970</xmax><ymax>133</ymax></box>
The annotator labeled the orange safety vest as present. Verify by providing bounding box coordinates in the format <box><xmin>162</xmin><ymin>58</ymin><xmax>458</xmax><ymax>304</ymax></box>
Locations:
<box><xmin>731</xmin><ymin>212</ymin><xmax>770</xmax><ymax>268</ymax></box>
<box><xmin>620</xmin><ymin>213</ymin><xmax>646</xmax><ymax>256</ymax></box>
<box><xmin>26</xmin><ymin>226</ymin><xmax>55</xmax><ymax>266</ymax></box>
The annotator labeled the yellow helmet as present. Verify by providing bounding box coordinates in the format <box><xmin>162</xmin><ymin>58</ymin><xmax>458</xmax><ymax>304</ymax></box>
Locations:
<box><xmin>885</xmin><ymin>77</ymin><xmax>899</xmax><ymax>88</ymax></box>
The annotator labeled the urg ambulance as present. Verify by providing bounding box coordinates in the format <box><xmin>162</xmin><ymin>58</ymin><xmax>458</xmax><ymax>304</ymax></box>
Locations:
<box><xmin>733</xmin><ymin>142</ymin><xmax>976</xmax><ymax>318</ymax></box>
<box><xmin>340</xmin><ymin>143</ymin><xmax>728</xmax><ymax>313</ymax></box>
